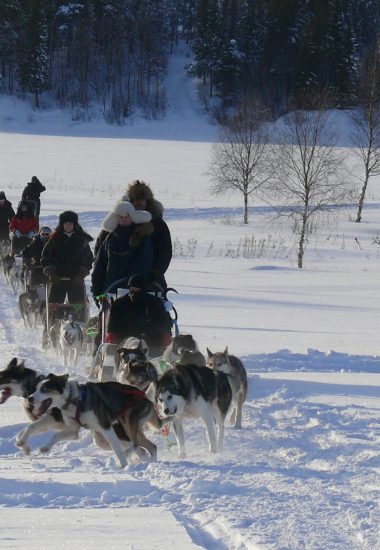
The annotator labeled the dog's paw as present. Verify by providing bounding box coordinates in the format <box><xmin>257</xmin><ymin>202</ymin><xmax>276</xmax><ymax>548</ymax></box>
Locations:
<box><xmin>16</xmin><ymin>440</ymin><xmax>31</xmax><ymax>455</ymax></box>
<box><xmin>39</xmin><ymin>445</ymin><xmax>51</xmax><ymax>454</ymax></box>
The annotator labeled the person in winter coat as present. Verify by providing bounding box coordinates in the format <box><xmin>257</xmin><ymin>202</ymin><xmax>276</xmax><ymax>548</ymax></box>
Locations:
<box><xmin>94</xmin><ymin>180</ymin><xmax>172</xmax><ymax>289</ymax></box>
<box><xmin>106</xmin><ymin>274</ymin><xmax>172</xmax><ymax>356</ymax></box>
<box><xmin>22</xmin><ymin>226</ymin><xmax>51</xmax><ymax>287</ymax></box>
<box><xmin>41</xmin><ymin>211</ymin><xmax>93</xmax><ymax>314</ymax></box>
<box><xmin>9</xmin><ymin>202</ymin><xmax>39</xmax><ymax>254</ymax></box>
<box><xmin>21</xmin><ymin>176</ymin><xmax>46</xmax><ymax>217</ymax></box>
<box><xmin>91</xmin><ymin>201</ymin><xmax>153</xmax><ymax>302</ymax></box>
<box><xmin>0</xmin><ymin>191</ymin><xmax>15</xmax><ymax>242</ymax></box>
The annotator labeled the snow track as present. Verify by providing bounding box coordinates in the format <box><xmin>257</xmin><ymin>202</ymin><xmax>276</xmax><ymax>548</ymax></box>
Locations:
<box><xmin>0</xmin><ymin>264</ymin><xmax>380</xmax><ymax>548</ymax></box>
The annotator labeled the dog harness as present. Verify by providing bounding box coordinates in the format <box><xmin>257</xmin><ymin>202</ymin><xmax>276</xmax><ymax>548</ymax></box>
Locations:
<box><xmin>73</xmin><ymin>383</ymin><xmax>146</xmax><ymax>426</ymax></box>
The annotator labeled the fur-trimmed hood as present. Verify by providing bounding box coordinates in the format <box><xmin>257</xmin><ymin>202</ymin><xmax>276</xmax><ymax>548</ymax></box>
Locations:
<box><xmin>121</xmin><ymin>180</ymin><xmax>164</xmax><ymax>220</ymax></box>
<box><xmin>102</xmin><ymin>201</ymin><xmax>151</xmax><ymax>232</ymax></box>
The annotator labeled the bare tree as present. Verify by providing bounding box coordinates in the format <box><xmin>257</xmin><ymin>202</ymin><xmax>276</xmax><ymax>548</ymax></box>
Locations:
<box><xmin>351</xmin><ymin>42</ymin><xmax>380</xmax><ymax>223</ymax></box>
<box><xmin>207</xmin><ymin>99</ymin><xmax>274</xmax><ymax>224</ymax></box>
<box><xmin>272</xmin><ymin>98</ymin><xmax>351</xmax><ymax>268</ymax></box>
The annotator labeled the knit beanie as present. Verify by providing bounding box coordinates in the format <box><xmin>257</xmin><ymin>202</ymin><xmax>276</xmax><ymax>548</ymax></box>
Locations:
<box><xmin>128</xmin><ymin>274</ymin><xmax>147</xmax><ymax>290</ymax></box>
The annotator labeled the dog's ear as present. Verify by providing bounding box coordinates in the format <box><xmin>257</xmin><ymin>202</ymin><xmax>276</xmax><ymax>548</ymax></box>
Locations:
<box><xmin>222</xmin><ymin>346</ymin><xmax>229</xmax><ymax>356</ymax></box>
<box><xmin>206</xmin><ymin>348</ymin><xmax>213</xmax><ymax>358</ymax></box>
<box><xmin>7</xmin><ymin>357</ymin><xmax>24</xmax><ymax>370</ymax></box>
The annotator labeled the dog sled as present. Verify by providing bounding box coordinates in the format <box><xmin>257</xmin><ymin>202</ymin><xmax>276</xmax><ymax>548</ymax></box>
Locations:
<box><xmin>10</xmin><ymin>200</ymin><xmax>38</xmax><ymax>256</ymax></box>
<box><xmin>89</xmin><ymin>277</ymin><xmax>179</xmax><ymax>382</ymax></box>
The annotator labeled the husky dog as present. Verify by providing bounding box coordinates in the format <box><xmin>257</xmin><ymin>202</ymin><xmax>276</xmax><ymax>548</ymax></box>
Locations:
<box><xmin>17</xmin><ymin>374</ymin><xmax>169</xmax><ymax>467</ymax></box>
<box><xmin>116</xmin><ymin>337</ymin><xmax>158</xmax><ymax>400</ymax></box>
<box><xmin>118</xmin><ymin>355</ymin><xmax>158</xmax><ymax>391</ymax></box>
<box><xmin>163</xmin><ymin>334</ymin><xmax>206</xmax><ymax>367</ymax></box>
<box><xmin>155</xmin><ymin>364</ymin><xmax>232</xmax><ymax>457</ymax></box>
<box><xmin>114</xmin><ymin>337</ymin><xmax>149</xmax><ymax>372</ymax></box>
<box><xmin>0</xmin><ymin>358</ymin><xmax>130</xmax><ymax>453</ymax></box>
<box><xmin>18</xmin><ymin>287</ymin><xmax>41</xmax><ymax>328</ymax></box>
<box><xmin>206</xmin><ymin>347</ymin><xmax>248</xmax><ymax>429</ymax></box>
<box><xmin>59</xmin><ymin>319</ymin><xmax>84</xmax><ymax>367</ymax></box>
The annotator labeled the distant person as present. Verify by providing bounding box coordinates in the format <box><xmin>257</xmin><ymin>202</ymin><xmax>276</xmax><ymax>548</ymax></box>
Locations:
<box><xmin>21</xmin><ymin>176</ymin><xmax>46</xmax><ymax>217</ymax></box>
<box><xmin>0</xmin><ymin>191</ymin><xmax>15</xmax><ymax>243</ymax></box>
<box><xmin>106</xmin><ymin>274</ymin><xmax>172</xmax><ymax>356</ymax></box>
<box><xmin>94</xmin><ymin>180</ymin><xmax>172</xmax><ymax>289</ymax></box>
<box><xmin>41</xmin><ymin>211</ymin><xmax>93</xmax><ymax>315</ymax></box>
<box><xmin>91</xmin><ymin>201</ymin><xmax>153</xmax><ymax>301</ymax></box>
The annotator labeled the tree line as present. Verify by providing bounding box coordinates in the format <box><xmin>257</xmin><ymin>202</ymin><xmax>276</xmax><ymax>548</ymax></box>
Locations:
<box><xmin>1</xmin><ymin>1</ymin><xmax>380</xmax><ymax>119</ymax></box>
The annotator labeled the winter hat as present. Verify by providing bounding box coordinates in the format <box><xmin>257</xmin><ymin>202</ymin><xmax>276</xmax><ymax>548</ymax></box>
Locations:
<box><xmin>128</xmin><ymin>274</ymin><xmax>147</xmax><ymax>290</ymax></box>
<box><xmin>59</xmin><ymin>210</ymin><xmax>78</xmax><ymax>225</ymax></box>
<box><xmin>0</xmin><ymin>191</ymin><xmax>5</xmax><ymax>200</ymax></box>
<box><xmin>127</xmin><ymin>180</ymin><xmax>154</xmax><ymax>202</ymax></box>
<box><xmin>39</xmin><ymin>226</ymin><xmax>52</xmax><ymax>236</ymax></box>
<box><xmin>31</xmin><ymin>176</ymin><xmax>39</xmax><ymax>183</ymax></box>
<box><xmin>102</xmin><ymin>201</ymin><xmax>151</xmax><ymax>232</ymax></box>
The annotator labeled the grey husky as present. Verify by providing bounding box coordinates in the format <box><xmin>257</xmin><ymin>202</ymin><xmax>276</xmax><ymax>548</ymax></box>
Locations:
<box><xmin>206</xmin><ymin>347</ymin><xmax>248</xmax><ymax>429</ymax></box>
<box><xmin>163</xmin><ymin>334</ymin><xmax>206</xmax><ymax>367</ymax></box>
<box><xmin>17</xmin><ymin>373</ymin><xmax>169</xmax><ymax>467</ymax></box>
<box><xmin>0</xmin><ymin>358</ymin><xmax>129</xmax><ymax>452</ymax></box>
<box><xmin>155</xmin><ymin>363</ymin><xmax>232</xmax><ymax>457</ymax></box>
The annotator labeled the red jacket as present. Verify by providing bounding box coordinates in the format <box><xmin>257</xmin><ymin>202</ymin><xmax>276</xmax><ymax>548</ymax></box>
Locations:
<box><xmin>9</xmin><ymin>216</ymin><xmax>39</xmax><ymax>235</ymax></box>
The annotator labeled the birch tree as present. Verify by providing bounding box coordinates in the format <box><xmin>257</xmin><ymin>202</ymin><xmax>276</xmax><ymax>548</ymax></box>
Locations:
<box><xmin>273</xmin><ymin>100</ymin><xmax>350</xmax><ymax>268</ymax></box>
<box><xmin>351</xmin><ymin>42</ymin><xmax>380</xmax><ymax>223</ymax></box>
<box><xmin>208</xmin><ymin>98</ymin><xmax>273</xmax><ymax>224</ymax></box>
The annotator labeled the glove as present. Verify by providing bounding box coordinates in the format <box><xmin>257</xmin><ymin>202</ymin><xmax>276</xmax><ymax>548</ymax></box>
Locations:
<box><xmin>15</xmin><ymin>230</ymin><xmax>22</xmax><ymax>238</ymax></box>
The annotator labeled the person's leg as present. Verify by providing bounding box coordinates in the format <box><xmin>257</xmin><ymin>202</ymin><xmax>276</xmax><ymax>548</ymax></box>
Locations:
<box><xmin>48</xmin><ymin>282</ymin><xmax>67</xmax><ymax>304</ymax></box>
<box><xmin>67</xmin><ymin>281</ymin><xmax>86</xmax><ymax>321</ymax></box>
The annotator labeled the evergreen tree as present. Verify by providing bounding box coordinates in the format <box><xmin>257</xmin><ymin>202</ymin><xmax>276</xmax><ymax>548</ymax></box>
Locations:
<box><xmin>0</xmin><ymin>0</ymin><xmax>22</xmax><ymax>94</ymax></box>
<box><xmin>18</xmin><ymin>0</ymin><xmax>49</xmax><ymax>108</ymax></box>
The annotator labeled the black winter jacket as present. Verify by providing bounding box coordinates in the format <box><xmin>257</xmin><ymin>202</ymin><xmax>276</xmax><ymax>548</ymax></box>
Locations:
<box><xmin>22</xmin><ymin>235</ymin><xmax>46</xmax><ymax>265</ymax></box>
<box><xmin>91</xmin><ymin>224</ymin><xmax>153</xmax><ymax>296</ymax></box>
<box><xmin>22</xmin><ymin>180</ymin><xmax>46</xmax><ymax>202</ymax></box>
<box><xmin>94</xmin><ymin>214</ymin><xmax>171</xmax><ymax>289</ymax></box>
<box><xmin>107</xmin><ymin>292</ymin><xmax>172</xmax><ymax>348</ymax></box>
<box><xmin>40</xmin><ymin>231</ymin><xmax>93</xmax><ymax>278</ymax></box>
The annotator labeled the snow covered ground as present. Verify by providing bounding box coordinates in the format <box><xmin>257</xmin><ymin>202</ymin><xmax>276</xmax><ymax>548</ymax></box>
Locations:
<box><xmin>0</xmin><ymin>43</ymin><xmax>380</xmax><ymax>549</ymax></box>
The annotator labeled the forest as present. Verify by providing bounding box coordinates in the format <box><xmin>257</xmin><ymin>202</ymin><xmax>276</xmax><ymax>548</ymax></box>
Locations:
<box><xmin>1</xmin><ymin>0</ymin><xmax>380</xmax><ymax>121</ymax></box>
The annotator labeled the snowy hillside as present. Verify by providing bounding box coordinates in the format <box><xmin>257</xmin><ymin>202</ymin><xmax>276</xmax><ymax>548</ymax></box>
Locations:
<box><xmin>0</xmin><ymin>46</ymin><xmax>380</xmax><ymax>550</ymax></box>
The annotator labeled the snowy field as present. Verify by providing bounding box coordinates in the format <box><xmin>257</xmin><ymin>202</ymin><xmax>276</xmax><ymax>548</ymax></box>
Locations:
<box><xmin>0</xmin><ymin>47</ymin><xmax>380</xmax><ymax>550</ymax></box>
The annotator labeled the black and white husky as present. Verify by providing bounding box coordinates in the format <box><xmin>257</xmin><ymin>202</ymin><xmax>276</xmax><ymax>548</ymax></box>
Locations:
<box><xmin>155</xmin><ymin>364</ymin><xmax>232</xmax><ymax>458</ymax></box>
<box><xmin>0</xmin><ymin>358</ymin><xmax>130</xmax><ymax>453</ymax></box>
<box><xmin>59</xmin><ymin>319</ymin><xmax>84</xmax><ymax>368</ymax></box>
<box><xmin>163</xmin><ymin>334</ymin><xmax>206</xmax><ymax>367</ymax></box>
<box><xmin>17</xmin><ymin>373</ymin><xmax>169</xmax><ymax>467</ymax></box>
<box><xmin>206</xmin><ymin>347</ymin><xmax>248</xmax><ymax>429</ymax></box>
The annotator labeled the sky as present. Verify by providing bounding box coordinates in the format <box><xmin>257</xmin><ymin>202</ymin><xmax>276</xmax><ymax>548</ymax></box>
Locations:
<box><xmin>0</xmin><ymin>42</ymin><xmax>379</xmax><ymax>550</ymax></box>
